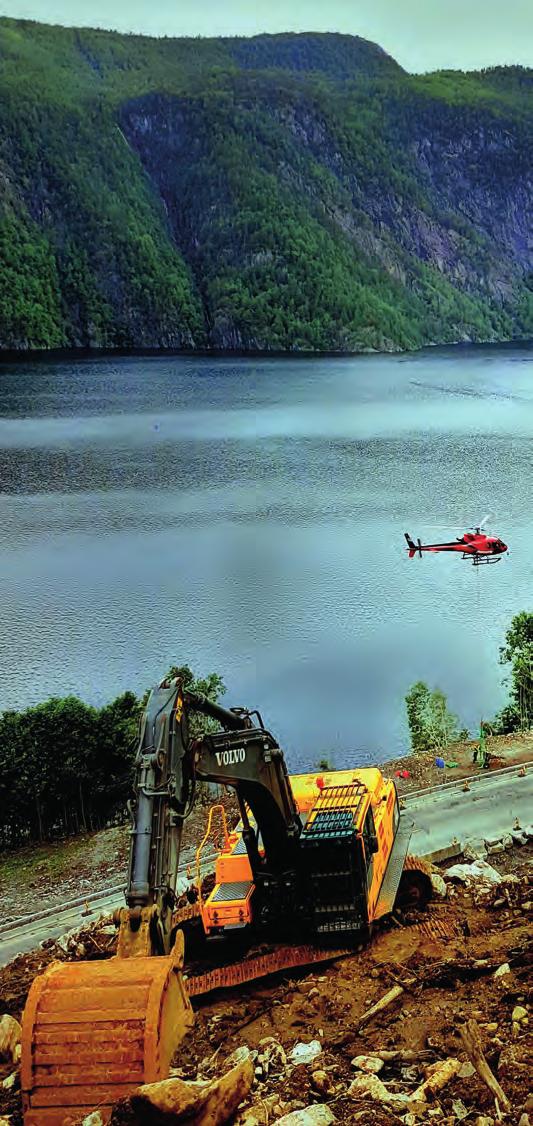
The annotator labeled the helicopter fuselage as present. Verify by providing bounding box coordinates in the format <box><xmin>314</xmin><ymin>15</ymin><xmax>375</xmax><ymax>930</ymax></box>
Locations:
<box><xmin>405</xmin><ymin>530</ymin><xmax>508</xmax><ymax>564</ymax></box>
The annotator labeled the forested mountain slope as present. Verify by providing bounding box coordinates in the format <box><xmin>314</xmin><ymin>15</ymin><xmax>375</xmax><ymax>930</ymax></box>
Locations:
<box><xmin>0</xmin><ymin>19</ymin><xmax>531</xmax><ymax>352</ymax></box>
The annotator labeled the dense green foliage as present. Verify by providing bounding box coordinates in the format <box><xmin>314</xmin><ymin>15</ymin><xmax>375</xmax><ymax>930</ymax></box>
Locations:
<box><xmin>0</xmin><ymin>665</ymin><xmax>224</xmax><ymax>848</ymax></box>
<box><xmin>493</xmin><ymin>611</ymin><xmax>533</xmax><ymax>732</ymax></box>
<box><xmin>0</xmin><ymin>19</ymin><xmax>531</xmax><ymax>351</ymax></box>
<box><xmin>0</xmin><ymin>692</ymin><xmax>138</xmax><ymax>847</ymax></box>
<box><xmin>224</xmin><ymin>32</ymin><xmax>403</xmax><ymax>81</ymax></box>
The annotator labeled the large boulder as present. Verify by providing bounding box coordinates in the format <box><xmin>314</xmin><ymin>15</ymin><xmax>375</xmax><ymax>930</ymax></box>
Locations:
<box><xmin>0</xmin><ymin>1014</ymin><xmax>21</xmax><ymax>1064</ymax></box>
<box><xmin>110</xmin><ymin>1056</ymin><xmax>254</xmax><ymax>1125</ymax></box>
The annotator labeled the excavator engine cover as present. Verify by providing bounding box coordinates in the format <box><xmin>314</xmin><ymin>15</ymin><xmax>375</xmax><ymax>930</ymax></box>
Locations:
<box><xmin>21</xmin><ymin>937</ymin><xmax>193</xmax><ymax>1126</ymax></box>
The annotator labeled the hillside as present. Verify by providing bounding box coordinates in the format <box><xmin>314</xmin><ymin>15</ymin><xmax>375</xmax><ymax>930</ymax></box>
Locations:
<box><xmin>0</xmin><ymin>19</ymin><xmax>532</xmax><ymax>353</ymax></box>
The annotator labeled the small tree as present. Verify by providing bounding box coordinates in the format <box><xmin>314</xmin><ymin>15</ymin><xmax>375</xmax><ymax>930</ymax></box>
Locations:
<box><xmin>424</xmin><ymin>688</ymin><xmax>460</xmax><ymax>750</ymax></box>
<box><xmin>405</xmin><ymin>682</ymin><xmax>432</xmax><ymax>753</ymax></box>
<box><xmin>405</xmin><ymin>681</ymin><xmax>460</xmax><ymax>755</ymax></box>
<box><xmin>315</xmin><ymin>755</ymin><xmax>334</xmax><ymax>771</ymax></box>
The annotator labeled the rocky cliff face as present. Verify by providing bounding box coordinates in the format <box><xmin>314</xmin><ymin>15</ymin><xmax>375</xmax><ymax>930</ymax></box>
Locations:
<box><xmin>120</xmin><ymin>82</ymin><xmax>532</xmax><ymax>350</ymax></box>
<box><xmin>0</xmin><ymin>19</ymin><xmax>531</xmax><ymax>352</ymax></box>
<box><xmin>267</xmin><ymin>98</ymin><xmax>532</xmax><ymax>292</ymax></box>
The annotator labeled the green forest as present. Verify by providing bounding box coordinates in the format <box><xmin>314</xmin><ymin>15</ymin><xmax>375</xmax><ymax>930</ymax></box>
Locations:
<box><xmin>0</xmin><ymin>20</ymin><xmax>531</xmax><ymax>352</ymax></box>
<box><xmin>0</xmin><ymin>665</ymin><xmax>224</xmax><ymax>848</ymax></box>
<box><xmin>0</xmin><ymin>613</ymin><xmax>530</xmax><ymax>849</ymax></box>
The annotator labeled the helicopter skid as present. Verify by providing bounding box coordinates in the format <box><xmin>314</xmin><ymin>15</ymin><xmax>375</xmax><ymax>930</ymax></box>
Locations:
<box><xmin>465</xmin><ymin>554</ymin><xmax>501</xmax><ymax>566</ymax></box>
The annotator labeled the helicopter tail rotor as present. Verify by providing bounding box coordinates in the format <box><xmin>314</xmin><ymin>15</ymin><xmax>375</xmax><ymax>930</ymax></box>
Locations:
<box><xmin>405</xmin><ymin>533</ymin><xmax>423</xmax><ymax>559</ymax></box>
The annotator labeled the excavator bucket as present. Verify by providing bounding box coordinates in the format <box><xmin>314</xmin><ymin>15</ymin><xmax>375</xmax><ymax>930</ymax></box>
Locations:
<box><xmin>21</xmin><ymin>935</ymin><xmax>193</xmax><ymax>1126</ymax></box>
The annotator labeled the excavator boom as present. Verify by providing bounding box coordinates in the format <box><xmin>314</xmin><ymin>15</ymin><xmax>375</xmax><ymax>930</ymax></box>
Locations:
<box><xmin>22</xmin><ymin>678</ymin><xmax>303</xmax><ymax>1124</ymax></box>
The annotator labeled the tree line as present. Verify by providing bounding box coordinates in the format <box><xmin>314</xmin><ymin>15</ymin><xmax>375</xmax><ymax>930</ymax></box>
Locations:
<box><xmin>0</xmin><ymin>665</ymin><xmax>224</xmax><ymax>849</ymax></box>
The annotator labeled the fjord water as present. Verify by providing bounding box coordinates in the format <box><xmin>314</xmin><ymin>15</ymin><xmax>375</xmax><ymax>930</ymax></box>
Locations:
<box><xmin>0</xmin><ymin>346</ymin><xmax>531</xmax><ymax>767</ymax></box>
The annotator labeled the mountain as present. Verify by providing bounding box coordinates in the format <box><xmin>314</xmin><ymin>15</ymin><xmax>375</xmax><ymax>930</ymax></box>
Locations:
<box><xmin>0</xmin><ymin>18</ymin><xmax>531</xmax><ymax>353</ymax></box>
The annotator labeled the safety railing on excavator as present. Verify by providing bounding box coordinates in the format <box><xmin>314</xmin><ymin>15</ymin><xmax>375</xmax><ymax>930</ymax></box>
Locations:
<box><xmin>194</xmin><ymin>803</ymin><xmax>235</xmax><ymax>929</ymax></box>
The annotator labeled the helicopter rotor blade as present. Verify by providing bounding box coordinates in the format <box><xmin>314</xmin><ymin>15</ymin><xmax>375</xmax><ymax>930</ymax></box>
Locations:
<box><xmin>412</xmin><ymin>513</ymin><xmax>497</xmax><ymax>534</ymax></box>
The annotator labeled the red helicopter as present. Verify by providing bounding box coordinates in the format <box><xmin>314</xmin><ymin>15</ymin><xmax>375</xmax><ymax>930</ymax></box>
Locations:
<box><xmin>405</xmin><ymin>517</ymin><xmax>508</xmax><ymax>566</ymax></box>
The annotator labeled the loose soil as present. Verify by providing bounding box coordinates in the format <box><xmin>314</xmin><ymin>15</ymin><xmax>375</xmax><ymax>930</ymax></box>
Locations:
<box><xmin>1</xmin><ymin>844</ymin><xmax>531</xmax><ymax>1126</ymax></box>
<box><xmin>384</xmin><ymin>730</ymin><xmax>533</xmax><ymax>796</ymax></box>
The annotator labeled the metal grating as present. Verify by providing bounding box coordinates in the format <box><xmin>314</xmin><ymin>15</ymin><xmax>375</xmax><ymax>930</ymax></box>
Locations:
<box><xmin>210</xmin><ymin>880</ymin><xmax>253</xmax><ymax>903</ymax></box>
<box><xmin>311</xmin><ymin>781</ymin><xmax>367</xmax><ymax>810</ymax></box>
<box><xmin>303</xmin><ymin>808</ymin><xmax>355</xmax><ymax>840</ymax></box>
<box><xmin>303</xmin><ymin>782</ymin><xmax>367</xmax><ymax>840</ymax></box>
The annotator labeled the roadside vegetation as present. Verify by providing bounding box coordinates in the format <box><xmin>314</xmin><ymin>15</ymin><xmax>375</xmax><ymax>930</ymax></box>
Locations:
<box><xmin>0</xmin><ymin>612</ymin><xmax>530</xmax><ymax>850</ymax></box>
<box><xmin>405</xmin><ymin>609</ymin><xmax>533</xmax><ymax>755</ymax></box>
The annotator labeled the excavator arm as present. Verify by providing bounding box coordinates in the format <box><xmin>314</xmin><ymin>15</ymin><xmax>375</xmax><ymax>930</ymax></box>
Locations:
<box><xmin>21</xmin><ymin>678</ymin><xmax>305</xmax><ymax>1126</ymax></box>
<box><xmin>117</xmin><ymin>678</ymin><xmax>302</xmax><ymax>956</ymax></box>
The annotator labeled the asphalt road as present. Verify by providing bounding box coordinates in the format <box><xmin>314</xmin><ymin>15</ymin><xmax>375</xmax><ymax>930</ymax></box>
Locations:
<box><xmin>406</xmin><ymin>765</ymin><xmax>532</xmax><ymax>857</ymax></box>
<box><xmin>1</xmin><ymin>765</ymin><xmax>530</xmax><ymax>967</ymax></box>
<box><xmin>0</xmin><ymin>890</ymin><xmax>125</xmax><ymax>967</ymax></box>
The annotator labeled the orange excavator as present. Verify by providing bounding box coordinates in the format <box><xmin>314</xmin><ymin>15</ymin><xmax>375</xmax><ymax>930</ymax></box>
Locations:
<box><xmin>22</xmin><ymin>678</ymin><xmax>431</xmax><ymax>1125</ymax></box>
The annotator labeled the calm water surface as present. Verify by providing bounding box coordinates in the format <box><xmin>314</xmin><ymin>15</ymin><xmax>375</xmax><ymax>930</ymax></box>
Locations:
<box><xmin>0</xmin><ymin>346</ymin><xmax>532</xmax><ymax>767</ymax></box>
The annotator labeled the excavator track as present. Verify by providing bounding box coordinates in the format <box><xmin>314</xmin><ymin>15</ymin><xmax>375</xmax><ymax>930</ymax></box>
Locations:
<box><xmin>172</xmin><ymin>901</ymin><xmax>203</xmax><ymax>927</ymax></box>
<box><xmin>185</xmin><ymin>943</ymin><xmax>352</xmax><ymax>997</ymax></box>
<box><xmin>403</xmin><ymin>854</ymin><xmax>434</xmax><ymax>875</ymax></box>
<box><xmin>396</xmin><ymin>854</ymin><xmax>434</xmax><ymax>910</ymax></box>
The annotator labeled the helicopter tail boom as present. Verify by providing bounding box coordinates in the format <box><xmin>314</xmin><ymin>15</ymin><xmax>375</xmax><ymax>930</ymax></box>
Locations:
<box><xmin>404</xmin><ymin>533</ymin><xmax>422</xmax><ymax>558</ymax></box>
